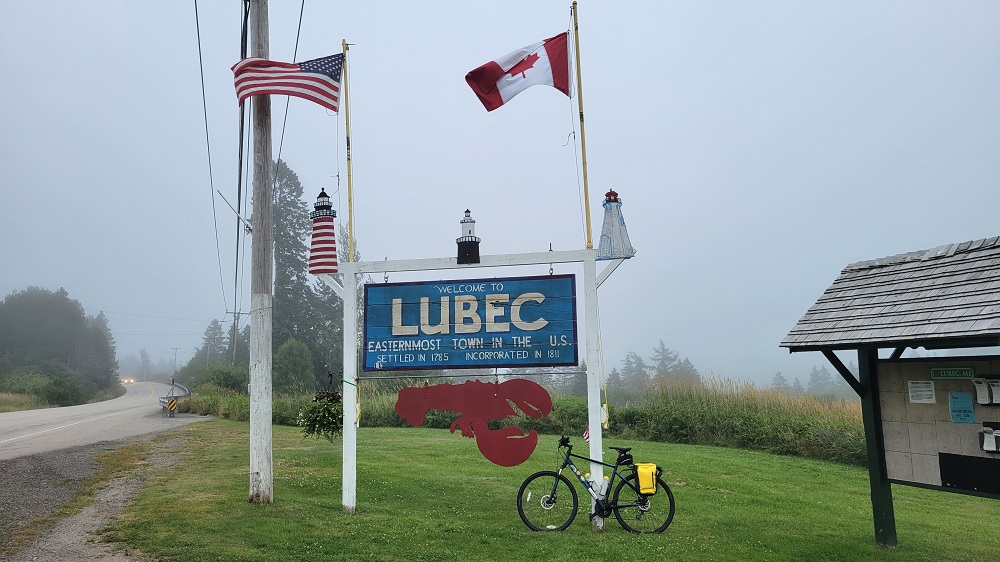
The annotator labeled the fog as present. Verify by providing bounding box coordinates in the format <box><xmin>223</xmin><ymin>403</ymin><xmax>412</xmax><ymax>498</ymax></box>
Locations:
<box><xmin>2</xmin><ymin>1</ymin><xmax>998</xmax><ymax>385</ymax></box>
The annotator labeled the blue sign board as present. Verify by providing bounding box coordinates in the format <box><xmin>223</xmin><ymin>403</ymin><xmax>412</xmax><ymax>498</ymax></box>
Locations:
<box><xmin>949</xmin><ymin>391</ymin><xmax>976</xmax><ymax>424</ymax></box>
<box><xmin>363</xmin><ymin>274</ymin><xmax>578</xmax><ymax>371</ymax></box>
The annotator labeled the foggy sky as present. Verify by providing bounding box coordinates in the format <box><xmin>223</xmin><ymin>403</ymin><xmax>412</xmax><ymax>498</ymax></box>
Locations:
<box><xmin>2</xmin><ymin>1</ymin><xmax>998</xmax><ymax>384</ymax></box>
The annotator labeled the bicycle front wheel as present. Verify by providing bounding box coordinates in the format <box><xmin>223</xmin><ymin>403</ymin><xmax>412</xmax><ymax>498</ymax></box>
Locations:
<box><xmin>611</xmin><ymin>472</ymin><xmax>675</xmax><ymax>533</ymax></box>
<box><xmin>517</xmin><ymin>471</ymin><xmax>579</xmax><ymax>531</ymax></box>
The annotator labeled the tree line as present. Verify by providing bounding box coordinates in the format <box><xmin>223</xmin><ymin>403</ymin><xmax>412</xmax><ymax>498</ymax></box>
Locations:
<box><xmin>770</xmin><ymin>363</ymin><xmax>856</xmax><ymax>399</ymax></box>
<box><xmin>0</xmin><ymin>287</ymin><xmax>120</xmax><ymax>405</ymax></box>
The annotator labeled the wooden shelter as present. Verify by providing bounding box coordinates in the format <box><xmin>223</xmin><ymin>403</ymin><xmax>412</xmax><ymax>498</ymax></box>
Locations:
<box><xmin>782</xmin><ymin>235</ymin><xmax>1000</xmax><ymax>546</ymax></box>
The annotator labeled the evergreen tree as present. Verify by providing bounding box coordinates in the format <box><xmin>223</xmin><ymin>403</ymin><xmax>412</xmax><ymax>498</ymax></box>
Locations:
<box><xmin>566</xmin><ymin>361</ymin><xmax>588</xmax><ymax>397</ymax></box>
<box><xmin>770</xmin><ymin>371</ymin><xmax>790</xmax><ymax>393</ymax></box>
<box><xmin>273</xmin><ymin>338</ymin><xmax>316</xmax><ymax>395</ymax></box>
<box><xmin>790</xmin><ymin>377</ymin><xmax>805</xmax><ymax>395</ymax></box>
<box><xmin>807</xmin><ymin>364</ymin><xmax>836</xmax><ymax>395</ymax></box>
<box><xmin>139</xmin><ymin>349</ymin><xmax>152</xmax><ymax>382</ymax></box>
<box><xmin>621</xmin><ymin>352</ymin><xmax>651</xmax><ymax>390</ymax></box>
<box><xmin>0</xmin><ymin>287</ymin><xmax>119</xmax><ymax>403</ymax></box>
<box><xmin>606</xmin><ymin>367</ymin><xmax>623</xmax><ymax>392</ymax></box>
<box><xmin>270</xmin><ymin>159</ymin><xmax>348</xmax><ymax>386</ymax></box>
<box><xmin>0</xmin><ymin>287</ymin><xmax>87</xmax><ymax>367</ymax></box>
<box><xmin>650</xmin><ymin>340</ymin><xmax>679</xmax><ymax>384</ymax></box>
<box><xmin>177</xmin><ymin>319</ymin><xmax>232</xmax><ymax>385</ymax></box>
<box><xmin>272</xmin><ymin>159</ymin><xmax>316</xmax><ymax>355</ymax></box>
<box><xmin>673</xmin><ymin>357</ymin><xmax>700</xmax><ymax>384</ymax></box>
<box><xmin>225</xmin><ymin>320</ymin><xmax>250</xmax><ymax>366</ymax></box>
<box><xmin>305</xmin><ymin>277</ymin><xmax>344</xmax><ymax>389</ymax></box>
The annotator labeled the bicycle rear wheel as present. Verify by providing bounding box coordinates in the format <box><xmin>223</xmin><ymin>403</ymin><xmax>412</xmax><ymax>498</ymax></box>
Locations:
<box><xmin>517</xmin><ymin>471</ymin><xmax>579</xmax><ymax>531</ymax></box>
<box><xmin>611</xmin><ymin>473</ymin><xmax>675</xmax><ymax>533</ymax></box>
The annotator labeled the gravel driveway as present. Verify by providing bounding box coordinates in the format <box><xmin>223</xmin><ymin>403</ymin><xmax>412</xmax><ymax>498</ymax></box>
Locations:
<box><xmin>0</xmin><ymin>425</ymin><xmax>197</xmax><ymax>561</ymax></box>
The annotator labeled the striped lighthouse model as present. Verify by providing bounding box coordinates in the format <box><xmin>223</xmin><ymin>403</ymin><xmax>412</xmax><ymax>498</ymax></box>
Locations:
<box><xmin>308</xmin><ymin>189</ymin><xmax>338</xmax><ymax>274</ymax></box>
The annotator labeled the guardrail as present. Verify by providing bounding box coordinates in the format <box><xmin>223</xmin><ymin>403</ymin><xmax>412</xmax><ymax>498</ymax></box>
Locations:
<box><xmin>159</xmin><ymin>383</ymin><xmax>191</xmax><ymax>416</ymax></box>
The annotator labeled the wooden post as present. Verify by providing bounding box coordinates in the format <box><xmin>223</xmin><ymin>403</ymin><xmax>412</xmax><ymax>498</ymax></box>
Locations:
<box><xmin>858</xmin><ymin>348</ymin><xmax>897</xmax><ymax>546</ymax></box>
<box><xmin>342</xmin><ymin>39</ymin><xmax>355</xmax><ymax>264</ymax></box>
<box><xmin>248</xmin><ymin>0</ymin><xmax>274</xmax><ymax>504</ymax></box>
<box><xmin>571</xmin><ymin>1</ymin><xmax>594</xmax><ymax>250</ymax></box>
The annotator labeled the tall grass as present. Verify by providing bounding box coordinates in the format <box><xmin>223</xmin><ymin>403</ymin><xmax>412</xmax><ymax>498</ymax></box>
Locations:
<box><xmin>180</xmin><ymin>377</ymin><xmax>866</xmax><ymax>466</ymax></box>
<box><xmin>178</xmin><ymin>384</ymin><xmax>312</xmax><ymax>426</ymax></box>
<box><xmin>0</xmin><ymin>392</ymin><xmax>48</xmax><ymax>413</ymax></box>
<box><xmin>613</xmin><ymin>377</ymin><xmax>865</xmax><ymax>465</ymax></box>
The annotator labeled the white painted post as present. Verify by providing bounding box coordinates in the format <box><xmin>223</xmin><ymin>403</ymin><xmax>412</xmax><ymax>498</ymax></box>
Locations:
<box><xmin>341</xmin><ymin>264</ymin><xmax>359</xmax><ymax>513</ymax></box>
<box><xmin>247</xmin><ymin>0</ymin><xmax>273</xmax><ymax>504</ymax></box>
<box><xmin>583</xmin><ymin>254</ymin><xmax>604</xmax><ymax>531</ymax></box>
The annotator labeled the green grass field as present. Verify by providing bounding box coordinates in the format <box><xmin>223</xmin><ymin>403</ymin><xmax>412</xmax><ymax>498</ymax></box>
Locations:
<box><xmin>104</xmin><ymin>420</ymin><xmax>999</xmax><ymax>562</ymax></box>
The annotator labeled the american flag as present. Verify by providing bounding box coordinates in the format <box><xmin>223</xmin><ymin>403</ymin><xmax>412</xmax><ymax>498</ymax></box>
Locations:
<box><xmin>232</xmin><ymin>54</ymin><xmax>343</xmax><ymax>112</ymax></box>
<box><xmin>583</xmin><ymin>426</ymin><xmax>590</xmax><ymax>443</ymax></box>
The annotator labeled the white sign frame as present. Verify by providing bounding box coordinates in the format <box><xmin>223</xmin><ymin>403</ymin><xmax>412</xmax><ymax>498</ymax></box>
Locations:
<box><xmin>334</xmin><ymin>249</ymin><xmax>616</xmax><ymax>529</ymax></box>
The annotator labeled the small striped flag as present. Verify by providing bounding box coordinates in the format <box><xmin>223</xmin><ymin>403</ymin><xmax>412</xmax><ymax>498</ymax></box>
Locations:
<box><xmin>583</xmin><ymin>426</ymin><xmax>590</xmax><ymax>443</ymax></box>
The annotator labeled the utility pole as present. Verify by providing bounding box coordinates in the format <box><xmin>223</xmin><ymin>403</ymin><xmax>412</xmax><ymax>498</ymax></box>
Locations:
<box><xmin>248</xmin><ymin>0</ymin><xmax>274</xmax><ymax>504</ymax></box>
<box><xmin>171</xmin><ymin>347</ymin><xmax>180</xmax><ymax>376</ymax></box>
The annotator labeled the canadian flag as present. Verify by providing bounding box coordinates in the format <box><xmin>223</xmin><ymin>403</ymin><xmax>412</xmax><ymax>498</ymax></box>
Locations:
<box><xmin>465</xmin><ymin>33</ymin><xmax>570</xmax><ymax>112</ymax></box>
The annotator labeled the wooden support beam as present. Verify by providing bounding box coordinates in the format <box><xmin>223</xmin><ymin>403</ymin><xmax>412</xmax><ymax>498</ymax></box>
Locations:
<box><xmin>858</xmin><ymin>348</ymin><xmax>898</xmax><ymax>547</ymax></box>
<box><xmin>890</xmin><ymin>347</ymin><xmax>905</xmax><ymax>359</ymax></box>
<box><xmin>821</xmin><ymin>350</ymin><xmax>862</xmax><ymax>397</ymax></box>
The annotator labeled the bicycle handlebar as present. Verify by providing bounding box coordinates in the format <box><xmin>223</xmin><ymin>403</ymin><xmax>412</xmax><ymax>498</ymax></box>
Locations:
<box><xmin>558</xmin><ymin>435</ymin><xmax>571</xmax><ymax>448</ymax></box>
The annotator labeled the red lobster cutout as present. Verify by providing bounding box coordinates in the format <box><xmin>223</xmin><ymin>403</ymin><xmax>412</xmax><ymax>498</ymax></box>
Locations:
<box><xmin>395</xmin><ymin>379</ymin><xmax>552</xmax><ymax>467</ymax></box>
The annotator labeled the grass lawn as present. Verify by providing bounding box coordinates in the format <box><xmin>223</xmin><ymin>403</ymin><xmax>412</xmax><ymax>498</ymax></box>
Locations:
<box><xmin>105</xmin><ymin>420</ymin><xmax>999</xmax><ymax>561</ymax></box>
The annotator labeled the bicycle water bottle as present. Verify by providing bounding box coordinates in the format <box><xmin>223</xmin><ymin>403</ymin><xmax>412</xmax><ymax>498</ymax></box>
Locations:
<box><xmin>600</xmin><ymin>475</ymin><xmax>610</xmax><ymax>497</ymax></box>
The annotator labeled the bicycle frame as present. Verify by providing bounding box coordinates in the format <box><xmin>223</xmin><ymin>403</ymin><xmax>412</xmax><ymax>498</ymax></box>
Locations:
<box><xmin>555</xmin><ymin>441</ymin><xmax>643</xmax><ymax>509</ymax></box>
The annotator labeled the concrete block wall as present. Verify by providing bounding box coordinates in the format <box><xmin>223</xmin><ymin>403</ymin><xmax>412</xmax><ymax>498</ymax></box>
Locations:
<box><xmin>879</xmin><ymin>357</ymin><xmax>1000</xmax><ymax>486</ymax></box>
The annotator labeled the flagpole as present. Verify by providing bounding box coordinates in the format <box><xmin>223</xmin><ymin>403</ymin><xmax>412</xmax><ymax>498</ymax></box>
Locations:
<box><xmin>571</xmin><ymin>1</ymin><xmax>593</xmax><ymax>250</ymax></box>
<box><xmin>342</xmin><ymin>39</ymin><xmax>355</xmax><ymax>262</ymax></box>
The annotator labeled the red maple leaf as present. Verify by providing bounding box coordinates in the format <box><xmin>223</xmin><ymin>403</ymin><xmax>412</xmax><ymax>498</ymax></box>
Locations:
<box><xmin>507</xmin><ymin>53</ymin><xmax>540</xmax><ymax>79</ymax></box>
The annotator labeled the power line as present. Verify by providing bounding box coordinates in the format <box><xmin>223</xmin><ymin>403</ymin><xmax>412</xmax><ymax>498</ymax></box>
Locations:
<box><xmin>192</xmin><ymin>0</ymin><xmax>229</xmax><ymax>312</ymax></box>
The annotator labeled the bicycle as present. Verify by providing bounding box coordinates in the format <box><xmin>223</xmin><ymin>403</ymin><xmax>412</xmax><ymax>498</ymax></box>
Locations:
<box><xmin>516</xmin><ymin>435</ymin><xmax>675</xmax><ymax>533</ymax></box>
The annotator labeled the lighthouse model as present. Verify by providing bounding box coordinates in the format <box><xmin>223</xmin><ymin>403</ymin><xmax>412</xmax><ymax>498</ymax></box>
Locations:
<box><xmin>308</xmin><ymin>189</ymin><xmax>338</xmax><ymax>274</ymax></box>
<box><xmin>597</xmin><ymin>189</ymin><xmax>636</xmax><ymax>260</ymax></box>
<box><xmin>456</xmin><ymin>209</ymin><xmax>481</xmax><ymax>264</ymax></box>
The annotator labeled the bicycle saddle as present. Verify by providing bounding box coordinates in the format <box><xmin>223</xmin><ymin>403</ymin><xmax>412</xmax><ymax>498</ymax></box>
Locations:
<box><xmin>609</xmin><ymin>446</ymin><xmax>631</xmax><ymax>454</ymax></box>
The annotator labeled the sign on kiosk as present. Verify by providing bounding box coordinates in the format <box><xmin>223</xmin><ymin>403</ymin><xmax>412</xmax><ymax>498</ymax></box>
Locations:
<box><xmin>364</xmin><ymin>274</ymin><xmax>578</xmax><ymax>371</ymax></box>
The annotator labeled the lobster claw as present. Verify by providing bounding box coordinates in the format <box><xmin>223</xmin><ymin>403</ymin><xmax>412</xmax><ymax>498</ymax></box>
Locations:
<box><xmin>497</xmin><ymin>378</ymin><xmax>552</xmax><ymax>419</ymax></box>
<box><xmin>473</xmin><ymin>423</ymin><xmax>539</xmax><ymax>467</ymax></box>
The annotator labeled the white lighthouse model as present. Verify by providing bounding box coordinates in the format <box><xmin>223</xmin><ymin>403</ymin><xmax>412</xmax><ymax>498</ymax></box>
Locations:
<box><xmin>456</xmin><ymin>209</ymin><xmax>481</xmax><ymax>264</ymax></box>
<box><xmin>597</xmin><ymin>189</ymin><xmax>635</xmax><ymax>260</ymax></box>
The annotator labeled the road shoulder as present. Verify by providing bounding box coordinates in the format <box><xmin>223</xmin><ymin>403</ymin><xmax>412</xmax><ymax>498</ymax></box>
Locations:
<box><xmin>2</xmin><ymin>422</ymin><xmax>201</xmax><ymax>561</ymax></box>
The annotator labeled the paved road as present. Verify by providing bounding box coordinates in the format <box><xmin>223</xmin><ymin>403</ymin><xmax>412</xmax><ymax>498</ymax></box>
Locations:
<box><xmin>0</xmin><ymin>382</ymin><xmax>207</xmax><ymax>461</ymax></box>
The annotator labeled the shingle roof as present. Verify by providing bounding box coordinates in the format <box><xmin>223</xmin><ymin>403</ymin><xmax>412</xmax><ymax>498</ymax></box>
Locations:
<box><xmin>781</xmin><ymin>236</ymin><xmax>1000</xmax><ymax>351</ymax></box>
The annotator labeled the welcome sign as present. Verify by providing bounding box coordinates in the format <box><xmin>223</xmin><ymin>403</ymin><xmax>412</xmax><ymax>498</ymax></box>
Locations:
<box><xmin>363</xmin><ymin>274</ymin><xmax>578</xmax><ymax>371</ymax></box>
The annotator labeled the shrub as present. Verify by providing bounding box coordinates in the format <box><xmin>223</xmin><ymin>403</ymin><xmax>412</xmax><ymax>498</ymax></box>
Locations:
<box><xmin>206</xmin><ymin>365</ymin><xmax>249</xmax><ymax>394</ymax></box>
<box><xmin>299</xmin><ymin>391</ymin><xmax>344</xmax><ymax>443</ymax></box>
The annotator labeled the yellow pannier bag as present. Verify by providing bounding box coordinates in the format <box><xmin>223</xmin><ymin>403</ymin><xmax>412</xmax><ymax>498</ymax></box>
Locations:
<box><xmin>635</xmin><ymin>463</ymin><xmax>657</xmax><ymax>495</ymax></box>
